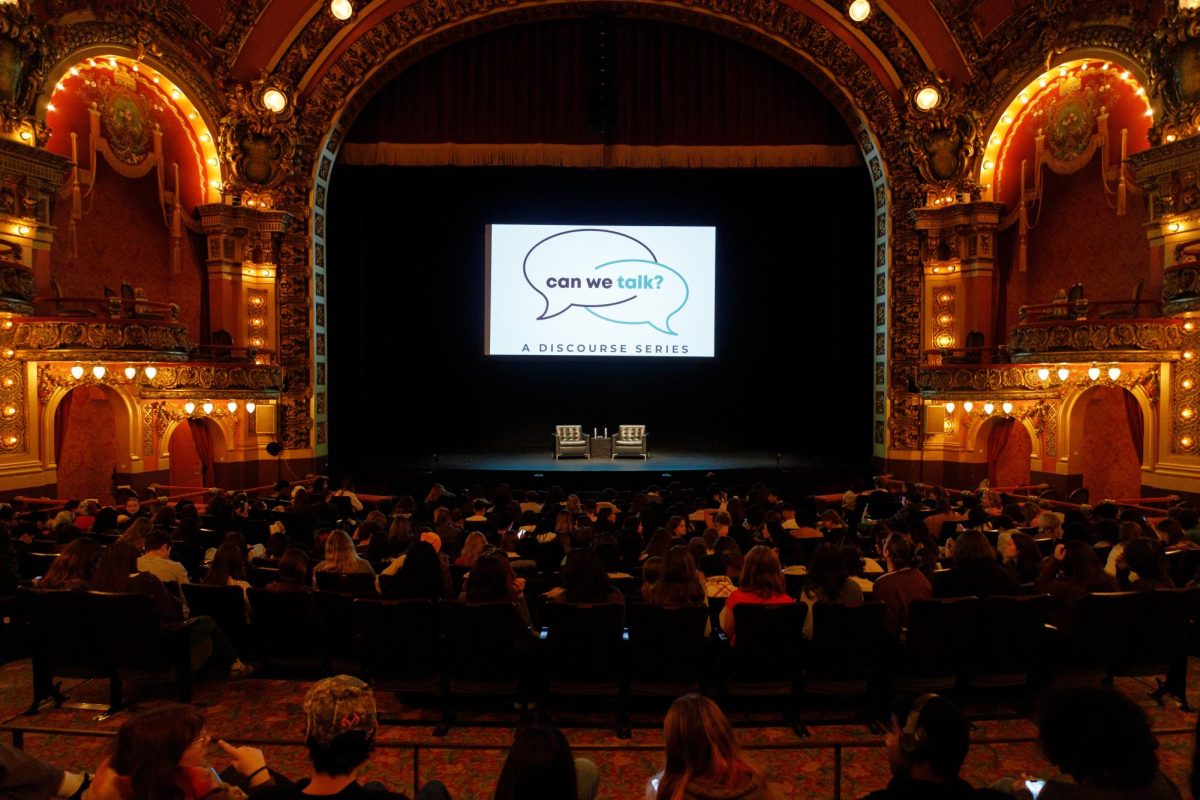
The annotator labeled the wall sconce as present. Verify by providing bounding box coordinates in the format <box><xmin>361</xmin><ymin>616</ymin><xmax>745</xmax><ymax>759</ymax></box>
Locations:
<box><xmin>261</xmin><ymin>88</ymin><xmax>289</xmax><ymax>114</ymax></box>
<box><xmin>962</xmin><ymin>401</ymin><xmax>974</xmax><ymax>413</ymax></box>
<box><xmin>914</xmin><ymin>86</ymin><xmax>943</xmax><ymax>111</ymax></box>
<box><xmin>183</xmin><ymin>401</ymin><xmax>196</xmax><ymax>415</ymax></box>
<box><xmin>944</xmin><ymin>402</ymin><xmax>956</xmax><ymax>414</ymax></box>
<box><xmin>1037</xmin><ymin>368</ymin><xmax>1050</xmax><ymax>382</ymax></box>
<box><xmin>1001</xmin><ymin>401</ymin><xmax>1014</xmax><ymax>415</ymax></box>
<box><xmin>1057</xmin><ymin>366</ymin><xmax>1070</xmax><ymax>381</ymax></box>
<box><xmin>1087</xmin><ymin>365</ymin><xmax>1101</xmax><ymax>381</ymax></box>
<box><xmin>1108</xmin><ymin>365</ymin><xmax>1121</xmax><ymax>381</ymax></box>
<box><xmin>330</xmin><ymin>0</ymin><xmax>354</xmax><ymax>19</ymax></box>
<box><xmin>124</xmin><ymin>366</ymin><xmax>137</xmax><ymax>380</ymax></box>
<box><xmin>847</xmin><ymin>0</ymin><xmax>871</xmax><ymax>21</ymax></box>
<box><xmin>983</xmin><ymin>402</ymin><xmax>995</xmax><ymax>415</ymax></box>
<box><xmin>91</xmin><ymin>365</ymin><xmax>105</xmax><ymax>380</ymax></box>
<box><xmin>227</xmin><ymin>400</ymin><xmax>238</xmax><ymax>413</ymax></box>
<box><xmin>70</xmin><ymin>364</ymin><xmax>84</xmax><ymax>380</ymax></box>
<box><xmin>144</xmin><ymin>366</ymin><xmax>157</xmax><ymax>380</ymax></box>
<box><xmin>202</xmin><ymin>401</ymin><xmax>214</xmax><ymax>415</ymax></box>
<box><xmin>245</xmin><ymin>401</ymin><xmax>256</xmax><ymax>414</ymax></box>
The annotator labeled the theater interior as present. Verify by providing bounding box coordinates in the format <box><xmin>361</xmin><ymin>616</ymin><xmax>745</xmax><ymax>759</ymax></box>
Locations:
<box><xmin>1</xmin><ymin>0</ymin><xmax>1200</xmax><ymax>798</ymax></box>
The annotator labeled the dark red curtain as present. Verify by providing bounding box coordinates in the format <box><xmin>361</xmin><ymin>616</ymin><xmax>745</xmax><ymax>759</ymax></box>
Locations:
<box><xmin>346</xmin><ymin>17</ymin><xmax>855</xmax><ymax>147</ymax></box>
<box><xmin>54</xmin><ymin>389</ymin><xmax>75</xmax><ymax>466</ymax></box>
<box><xmin>986</xmin><ymin>418</ymin><xmax>1016</xmax><ymax>487</ymax></box>
<box><xmin>187</xmin><ymin>418</ymin><xmax>215</xmax><ymax>487</ymax></box>
<box><xmin>1122</xmin><ymin>390</ymin><xmax>1144</xmax><ymax>464</ymax></box>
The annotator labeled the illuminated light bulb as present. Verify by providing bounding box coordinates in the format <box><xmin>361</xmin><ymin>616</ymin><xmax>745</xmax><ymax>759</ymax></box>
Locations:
<box><xmin>1058</xmin><ymin>67</ymin><xmax>1066</xmax><ymax>77</ymax></box>
<box><xmin>91</xmin><ymin>365</ymin><xmax>105</xmax><ymax>380</ymax></box>
<box><xmin>171</xmin><ymin>89</ymin><xmax>180</xmax><ymax>99</ymax></box>
<box><xmin>936</xmin><ymin>313</ymin><xmax>952</xmax><ymax>325</ymax></box>
<box><xmin>2</xmin><ymin>378</ymin><xmax>12</xmax><ymax>388</ymax></box>
<box><xmin>4</xmin><ymin>436</ymin><xmax>16</xmax><ymax>446</ymax></box>
<box><xmin>990</xmin><ymin>136</ymin><xmax>1001</xmax><ymax>146</ymax></box>
<box><xmin>1146</xmin><ymin>109</ymin><xmax>1155</xmax><ymax>118</ymax></box>
<box><xmin>1039</xmin><ymin>77</ymin><xmax>1048</xmax><ymax>88</ymax></box>
<box><xmin>18</xmin><ymin>130</ymin><xmax>29</xmax><ymax>141</ymax></box>
<box><xmin>188</xmin><ymin>112</ymin><xmax>195</xmax><ymax>120</ymax></box>
<box><xmin>982</xmin><ymin>160</ymin><xmax>994</xmax><ymax>171</ymax></box>
<box><xmin>1187</xmin><ymin>322</ymin><xmax>1197</xmax><ymax>333</ymax></box>
<box><xmin>937</xmin><ymin>292</ymin><xmax>952</xmax><ymax>303</ymax></box>
<box><xmin>915</xmin><ymin>86</ymin><xmax>942</xmax><ymax>111</ymax></box>
<box><xmin>227</xmin><ymin>401</ymin><xmax>238</xmax><ymax>413</ymax></box>
<box><xmin>1088</xmin><ymin>366</ymin><xmax>1101</xmax><ymax>381</ymax></box>
<box><xmin>144</xmin><ymin>366</ymin><xmax>157</xmax><ymax>380</ymax></box>
<box><xmin>46</xmin><ymin>103</ymin><xmax>55</xmax><ymax>112</ymax></box>
<box><xmin>3</xmin><ymin>348</ymin><xmax>15</xmax><ymax>359</ymax></box>
<box><xmin>983</xmin><ymin>402</ymin><xmax>995</xmax><ymax>415</ymax></box>
<box><xmin>934</xmin><ymin>333</ymin><xmax>954</xmax><ymax>348</ymax></box>
<box><xmin>1002</xmin><ymin>402</ymin><xmax>1013</xmax><ymax>415</ymax></box>
<box><xmin>184</xmin><ymin>401</ymin><xmax>196</xmax><ymax>415</ymax></box>
<box><xmin>847</xmin><ymin>0</ymin><xmax>871</xmax><ymax>21</ymax></box>
<box><xmin>199</xmin><ymin>133</ymin><xmax>209</xmax><ymax>143</ymax></box>
<box><xmin>1185</xmin><ymin>378</ymin><xmax>1196</xmax><ymax>390</ymax></box>
<box><xmin>16</xmin><ymin>225</ymin><xmax>27</xmax><ymax>236</ymax></box>
<box><xmin>1183</xmin><ymin>408</ymin><xmax>1195</xmax><ymax>420</ymax></box>
<box><xmin>1037</xmin><ymin>368</ymin><xmax>1050</xmax><ymax>382</ymax></box>
<box><xmin>1182</xmin><ymin>436</ymin><xmax>1194</xmax><ymax>448</ymax></box>
<box><xmin>152</xmin><ymin>76</ymin><xmax>159</xmax><ymax>84</ymax></box>
<box><xmin>330</xmin><ymin>0</ymin><xmax>354</xmax><ymax>19</ymax></box>
<box><xmin>106</xmin><ymin>58</ymin><xmax>116</xmax><ymax>66</ymax></box>
<box><xmin>249</xmin><ymin>316</ymin><xmax>264</xmax><ymax>328</ymax></box>
<box><xmin>1</xmin><ymin>320</ymin><xmax>10</xmax><ymax>330</ymax></box>
<box><xmin>1122</xmin><ymin>71</ymin><xmax>1130</xmax><ymax>79</ymax></box>
<box><xmin>261</xmin><ymin>89</ymin><xmax>288</xmax><ymax>113</ymax></box>
<box><xmin>1168</xmin><ymin>134</ymin><xmax>1178</xmax><ymax>143</ymax></box>
<box><xmin>1019</xmin><ymin>95</ymin><xmax>1028</xmax><ymax>104</ymax></box>
<box><xmin>1102</xmin><ymin>63</ymin><xmax>1110</xmax><ymax>71</ymax></box>
<box><xmin>249</xmin><ymin>296</ymin><xmax>264</xmax><ymax>307</ymax></box>
<box><xmin>1185</xmin><ymin>350</ymin><xmax>1196</xmax><ymax>361</ymax></box>
<box><xmin>1108</xmin><ymin>366</ymin><xmax>1121</xmax><ymax>381</ymax></box>
<box><xmin>249</xmin><ymin>337</ymin><xmax>264</xmax><ymax>348</ymax></box>
<box><xmin>124</xmin><ymin>366</ymin><xmax>137</xmax><ymax>380</ymax></box>
<box><xmin>209</xmin><ymin>179</ymin><xmax>221</xmax><ymax>189</ymax></box>
<box><xmin>962</xmin><ymin>402</ymin><xmax>974</xmax><ymax>413</ymax></box>
<box><xmin>131</xmin><ymin>64</ymin><xmax>138</xmax><ymax>72</ymax></box>
<box><xmin>1170</xmin><ymin>221</ymin><xmax>1182</xmax><ymax>233</ymax></box>
<box><xmin>68</xmin><ymin>67</ymin><xmax>78</xmax><ymax>76</ymax></box>
<box><xmin>2</xmin><ymin>406</ymin><xmax>14</xmax><ymax>418</ymax></box>
<box><xmin>245</xmin><ymin>402</ymin><xmax>256</xmax><ymax>414</ymax></box>
<box><xmin>945</xmin><ymin>402</ymin><xmax>956</xmax><ymax>414</ymax></box>
<box><xmin>1057</xmin><ymin>367</ymin><xmax>1070</xmax><ymax>381</ymax></box>
<box><xmin>1002</xmin><ymin>113</ymin><xmax>1013</xmax><ymax>123</ymax></box>
<box><xmin>202</xmin><ymin>401</ymin><xmax>213</xmax><ymax>415</ymax></box>
<box><xmin>207</xmin><ymin>157</ymin><xmax>217</xmax><ymax>166</ymax></box>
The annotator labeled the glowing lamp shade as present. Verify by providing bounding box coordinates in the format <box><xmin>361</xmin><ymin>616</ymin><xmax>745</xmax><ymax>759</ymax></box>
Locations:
<box><xmin>944</xmin><ymin>402</ymin><xmax>956</xmax><ymax>414</ymax></box>
<box><xmin>202</xmin><ymin>401</ymin><xmax>214</xmax><ymax>415</ymax></box>
<box><xmin>983</xmin><ymin>402</ymin><xmax>995</xmax><ymax>415</ymax></box>
<box><xmin>1087</xmin><ymin>366</ymin><xmax>1101</xmax><ymax>381</ymax></box>
<box><xmin>847</xmin><ymin>0</ymin><xmax>871</xmax><ymax>21</ymax></box>
<box><xmin>124</xmin><ymin>366</ymin><xmax>137</xmax><ymax>380</ymax></box>
<box><xmin>914</xmin><ymin>86</ymin><xmax>942</xmax><ymax>111</ymax></box>
<box><xmin>183</xmin><ymin>401</ymin><xmax>196</xmax><ymax>415</ymax></box>
<box><xmin>261</xmin><ymin>89</ymin><xmax>288</xmax><ymax>113</ymax></box>
<box><xmin>144</xmin><ymin>366</ymin><xmax>157</xmax><ymax>380</ymax></box>
<box><xmin>1002</xmin><ymin>401</ymin><xmax>1013</xmax><ymax>415</ymax></box>
<box><xmin>69</xmin><ymin>365</ymin><xmax>84</xmax><ymax>380</ymax></box>
<box><xmin>1057</xmin><ymin>367</ymin><xmax>1070</xmax><ymax>381</ymax></box>
<box><xmin>245</xmin><ymin>402</ymin><xmax>256</xmax><ymax>414</ymax></box>
<box><xmin>91</xmin><ymin>365</ymin><xmax>105</xmax><ymax>380</ymax></box>
<box><xmin>1037</xmin><ymin>368</ymin><xmax>1050</xmax><ymax>382</ymax></box>
<box><xmin>1108</xmin><ymin>366</ymin><xmax>1121</xmax><ymax>381</ymax></box>
<box><xmin>227</xmin><ymin>401</ymin><xmax>238</xmax><ymax>413</ymax></box>
<box><xmin>962</xmin><ymin>401</ymin><xmax>974</xmax><ymax>413</ymax></box>
<box><xmin>330</xmin><ymin>0</ymin><xmax>354</xmax><ymax>19</ymax></box>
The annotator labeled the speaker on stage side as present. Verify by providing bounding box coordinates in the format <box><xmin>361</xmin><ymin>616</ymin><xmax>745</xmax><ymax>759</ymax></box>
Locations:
<box><xmin>923</xmin><ymin>405</ymin><xmax>946</xmax><ymax>435</ymax></box>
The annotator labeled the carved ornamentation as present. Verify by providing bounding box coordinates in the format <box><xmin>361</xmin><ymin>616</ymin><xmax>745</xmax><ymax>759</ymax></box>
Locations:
<box><xmin>1007</xmin><ymin>321</ymin><xmax>1185</xmax><ymax>360</ymax></box>
<box><xmin>140</xmin><ymin>364</ymin><xmax>283</xmax><ymax>395</ymax></box>
<box><xmin>904</xmin><ymin>76</ymin><xmax>983</xmax><ymax>197</ymax></box>
<box><xmin>1018</xmin><ymin>401</ymin><xmax>1057</xmax><ymax>439</ymax></box>
<box><xmin>1146</xmin><ymin>3</ymin><xmax>1200</xmax><ymax>145</ymax></box>
<box><xmin>0</xmin><ymin>356</ymin><xmax>23</xmax><ymax>453</ymax></box>
<box><xmin>0</xmin><ymin>1</ymin><xmax>48</xmax><ymax>143</ymax></box>
<box><xmin>916</xmin><ymin>364</ymin><xmax>1161</xmax><ymax>399</ymax></box>
<box><xmin>7</xmin><ymin>319</ymin><xmax>192</xmax><ymax>358</ymax></box>
<box><xmin>0</xmin><ymin>258</ymin><xmax>33</xmax><ymax>314</ymax></box>
<box><xmin>1164</xmin><ymin>260</ymin><xmax>1200</xmax><ymax>304</ymax></box>
<box><xmin>218</xmin><ymin>78</ymin><xmax>300</xmax><ymax>197</ymax></box>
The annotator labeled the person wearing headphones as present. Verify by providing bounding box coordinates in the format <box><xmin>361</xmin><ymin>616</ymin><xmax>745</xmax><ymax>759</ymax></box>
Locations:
<box><xmin>862</xmin><ymin>693</ymin><xmax>1008</xmax><ymax>800</ymax></box>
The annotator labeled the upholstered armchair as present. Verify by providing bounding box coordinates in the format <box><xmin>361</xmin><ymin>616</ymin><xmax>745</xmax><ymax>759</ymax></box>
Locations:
<box><xmin>611</xmin><ymin>424</ymin><xmax>648</xmax><ymax>459</ymax></box>
<box><xmin>554</xmin><ymin>425</ymin><xmax>591</xmax><ymax>459</ymax></box>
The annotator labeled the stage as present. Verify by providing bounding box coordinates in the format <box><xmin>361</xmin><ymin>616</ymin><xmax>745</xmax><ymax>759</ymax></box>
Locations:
<box><xmin>351</xmin><ymin>448</ymin><xmax>871</xmax><ymax>495</ymax></box>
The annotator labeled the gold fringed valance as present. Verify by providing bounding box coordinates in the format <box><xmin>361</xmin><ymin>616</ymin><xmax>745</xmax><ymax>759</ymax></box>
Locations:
<box><xmin>337</xmin><ymin>142</ymin><xmax>864</xmax><ymax>169</ymax></box>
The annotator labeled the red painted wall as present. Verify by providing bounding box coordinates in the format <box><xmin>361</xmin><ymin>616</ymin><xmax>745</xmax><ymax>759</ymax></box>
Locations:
<box><xmin>1080</xmin><ymin>386</ymin><xmax>1142</xmax><ymax>502</ymax></box>
<box><xmin>56</xmin><ymin>385</ymin><xmax>118</xmax><ymax>503</ymax></box>
<box><xmin>992</xmin><ymin>421</ymin><xmax>1032</xmax><ymax>488</ymax></box>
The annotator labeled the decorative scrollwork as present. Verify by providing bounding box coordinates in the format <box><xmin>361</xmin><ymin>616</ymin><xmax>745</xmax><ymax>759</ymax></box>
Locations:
<box><xmin>1007</xmin><ymin>321</ymin><xmax>1185</xmax><ymax>361</ymax></box>
<box><xmin>217</xmin><ymin>77</ymin><xmax>300</xmax><ymax>197</ymax></box>
<box><xmin>0</xmin><ymin>1</ymin><xmax>48</xmax><ymax>144</ymax></box>
<box><xmin>5</xmin><ymin>319</ymin><xmax>192</xmax><ymax>358</ymax></box>
<box><xmin>905</xmin><ymin>75</ymin><xmax>984</xmax><ymax>198</ymax></box>
<box><xmin>1147</xmin><ymin>2</ymin><xmax>1200</xmax><ymax>145</ymax></box>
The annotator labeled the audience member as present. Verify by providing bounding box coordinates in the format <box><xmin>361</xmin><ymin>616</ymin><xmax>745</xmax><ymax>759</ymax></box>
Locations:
<box><xmin>266</xmin><ymin>549</ymin><xmax>312</xmax><ymax>592</ymax></box>
<box><xmin>553</xmin><ymin>549</ymin><xmax>623</xmax><ymax>605</ymax></box>
<box><xmin>1036</xmin><ymin>541</ymin><xmax>1119</xmax><ymax>631</ymax></box>
<box><xmin>720</xmin><ymin>545</ymin><xmax>792</xmax><ymax>643</ymax></box>
<box><xmin>313</xmin><ymin>529</ymin><xmax>375</xmax><ymax>585</ymax></box>
<box><xmin>934</xmin><ymin>531</ymin><xmax>1018</xmax><ymax>599</ymax></box>
<box><xmin>37</xmin><ymin>537</ymin><xmax>101</xmax><ymax>590</ymax></box>
<box><xmin>648</xmin><ymin>693</ymin><xmax>774</xmax><ymax>800</ymax></box>
<box><xmin>873</xmin><ymin>534</ymin><xmax>932</xmax><ymax>637</ymax></box>
<box><xmin>137</xmin><ymin>530</ymin><xmax>190</xmax><ymax>586</ymax></box>
<box><xmin>494</xmin><ymin>725</ymin><xmax>598</xmax><ymax>800</ymax></box>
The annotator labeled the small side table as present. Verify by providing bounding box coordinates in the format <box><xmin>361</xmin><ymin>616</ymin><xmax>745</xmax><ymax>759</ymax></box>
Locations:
<box><xmin>589</xmin><ymin>437</ymin><xmax>612</xmax><ymax>459</ymax></box>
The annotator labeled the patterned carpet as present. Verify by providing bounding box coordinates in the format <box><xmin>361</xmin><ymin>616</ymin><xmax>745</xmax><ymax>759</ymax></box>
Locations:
<box><xmin>0</xmin><ymin>658</ymin><xmax>1194</xmax><ymax>800</ymax></box>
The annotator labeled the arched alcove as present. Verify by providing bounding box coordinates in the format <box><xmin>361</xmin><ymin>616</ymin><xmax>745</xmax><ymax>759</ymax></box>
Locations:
<box><xmin>1069</xmin><ymin>385</ymin><xmax>1144</xmax><ymax>502</ymax></box>
<box><xmin>54</xmin><ymin>384</ymin><xmax>123</xmax><ymax>502</ymax></box>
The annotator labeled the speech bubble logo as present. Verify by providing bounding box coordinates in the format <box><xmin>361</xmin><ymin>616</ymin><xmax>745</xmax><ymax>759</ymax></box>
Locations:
<box><xmin>522</xmin><ymin>229</ymin><xmax>689</xmax><ymax>335</ymax></box>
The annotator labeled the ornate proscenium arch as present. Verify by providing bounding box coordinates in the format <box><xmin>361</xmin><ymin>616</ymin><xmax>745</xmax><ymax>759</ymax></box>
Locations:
<box><xmin>268</xmin><ymin>0</ymin><xmax>927</xmax><ymax>458</ymax></box>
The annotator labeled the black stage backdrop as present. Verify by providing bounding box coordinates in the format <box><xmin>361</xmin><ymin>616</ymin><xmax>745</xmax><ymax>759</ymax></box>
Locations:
<box><xmin>326</xmin><ymin>165</ymin><xmax>873</xmax><ymax>472</ymax></box>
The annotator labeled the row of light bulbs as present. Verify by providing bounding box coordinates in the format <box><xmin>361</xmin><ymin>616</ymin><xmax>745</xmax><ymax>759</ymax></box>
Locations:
<box><xmin>1034</xmin><ymin>364</ymin><xmax>1122</xmax><ymax>383</ymax></box>
<box><xmin>181</xmin><ymin>400</ymin><xmax>256</xmax><ymax>416</ymax></box>
<box><xmin>944</xmin><ymin>400</ymin><xmax>1015</xmax><ymax>416</ymax></box>
<box><xmin>70</xmin><ymin>364</ymin><xmax>157</xmax><ymax>381</ymax></box>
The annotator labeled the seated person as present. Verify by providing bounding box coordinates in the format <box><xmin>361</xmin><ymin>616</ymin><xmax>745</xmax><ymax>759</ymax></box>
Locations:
<box><xmin>934</xmin><ymin>531</ymin><xmax>1019</xmax><ymax>599</ymax></box>
<box><xmin>1000</xmin><ymin>686</ymin><xmax>1182</xmax><ymax>799</ymax></box>
<box><xmin>495</xmin><ymin>725</ymin><xmax>597</xmax><ymax>800</ymax></box>
<box><xmin>547</xmin><ymin>549</ymin><xmax>624</xmax><ymax>606</ymax></box>
<box><xmin>137</xmin><ymin>530</ymin><xmax>190</xmax><ymax>587</ymax></box>
<box><xmin>266</xmin><ymin>549</ymin><xmax>312</xmax><ymax>592</ymax></box>
<box><xmin>224</xmin><ymin>675</ymin><xmax>451</xmax><ymax>800</ymax></box>
<box><xmin>647</xmin><ymin>694</ymin><xmax>771</xmax><ymax>800</ymax></box>
<box><xmin>720</xmin><ymin>545</ymin><xmax>793</xmax><ymax>644</ymax></box>
<box><xmin>873</xmin><ymin>534</ymin><xmax>932</xmax><ymax>637</ymax></box>
<box><xmin>800</xmin><ymin>542</ymin><xmax>865</xmax><ymax>639</ymax></box>
<box><xmin>862</xmin><ymin>693</ymin><xmax>1009</xmax><ymax>800</ymax></box>
<box><xmin>312</xmin><ymin>529</ymin><xmax>375</xmax><ymax>586</ymax></box>
<box><xmin>37</xmin><ymin>537</ymin><xmax>101</xmax><ymax>590</ymax></box>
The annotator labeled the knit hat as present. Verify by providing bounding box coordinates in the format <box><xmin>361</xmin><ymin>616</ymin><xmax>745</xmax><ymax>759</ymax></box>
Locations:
<box><xmin>303</xmin><ymin>675</ymin><xmax>377</xmax><ymax>746</ymax></box>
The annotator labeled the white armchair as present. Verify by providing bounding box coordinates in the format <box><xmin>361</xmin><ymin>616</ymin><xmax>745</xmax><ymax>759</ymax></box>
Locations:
<box><xmin>611</xmin><ymin>424</ymin><xmax>647</xmax><ymax>459</ymax></box>
<box><xmin>554</xmin><ymin>425</ymin><xmax>591</xmax><ymax>459</ymax></box>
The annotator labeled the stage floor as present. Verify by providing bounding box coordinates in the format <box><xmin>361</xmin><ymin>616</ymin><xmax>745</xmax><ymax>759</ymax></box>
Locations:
<box><xmin>428</xmin><ymin>448</ymin><xmax>803</xmax><ymax>472</ymax></box>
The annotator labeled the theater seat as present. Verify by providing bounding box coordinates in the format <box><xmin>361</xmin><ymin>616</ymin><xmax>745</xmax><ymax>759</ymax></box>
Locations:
<box><xmin>23</xmin><ymin>588</ymin><xmax>119</xmax><ymax>715</ymax></box>
<box><xmin>355</xmin><ymin>598</ymin><xmax>441</xmax><ymax>696</ymax></box>
<box><xmin>539</xmin><ymin>602</ymin><xmax>627</xmax><ymax>736</ymax></box>
<box><xmin>625</xmin><ymin>602</ymin><xmax>710</xmax><ymax>698</ymax></box>
<box><xmin>247</xmin><ymin>588</ymin><xmax>327</xmax><ymax>676</ymax></box>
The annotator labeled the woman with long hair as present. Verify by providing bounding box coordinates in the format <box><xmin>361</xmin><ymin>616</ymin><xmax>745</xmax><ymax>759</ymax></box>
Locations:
<box><xmin>641</xmin><ymin>528</ymin><xmax>673</xmax><ymax>562</ymax></box>
<box><xmin>494</xmin><ymin>725</ymin><xmax>598</xmax><ymax>800</ymax></box>
<box><xmin>1038</xmin><ymin>540</ymin><xmax>1120</xmax><ymax>631</ymax></box>
<box><xmin>646</xmin><ymin>547</ymin><xmax>706</xmax><ymax>607</ymax></box>
<box><xmin>464</xmin><ymin>551</ymin><xmax>531</xmax><ymax>626</ymax></box>
<box><xmin>799</xmin><ymin>543</ymin><xmax>864</xmax><ymax>639</ymax></box>
<box><xmin>37</xmin><ymin>537</ymin><xmax>101</xmax><ymax>590</ymax></box>
<box><xmin>456</xmin><ymin>531</ymin><xmax>489</xmax><ymax>568</ymax></box>
<box><xmin>556</xmin><ymin>549</ymin><xmax>623</xmax><ymax>605</ymax></box>
<box><xmin>117</xmin><ymin>517</ymin><xmax>151</xmax><ymax>553</ymax></box>
<box><xmin>648</xmin><ymin>693</ymin><xmax>773</xmax><ymax>800</ymax></box>
<box><xmin>719</xmin><ymin>545</ymin><xmax>792</xmax><ymax>643</ymax></box>
<box><xmin>393</xmin><ymin>540</ymin><xmax>448</xmax><ymax>600</ymax></box>
<box><xmin>312</xmin><ymin>529</ymin><xmax>375</xmax><ymax>582</ymax></box>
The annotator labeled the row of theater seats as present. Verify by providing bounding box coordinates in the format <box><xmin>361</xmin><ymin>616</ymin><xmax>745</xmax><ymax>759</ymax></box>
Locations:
<box><xmin>21</xmin><ymin>585</ymin><xmax>1199</xmax><ymax>735</ymax></box>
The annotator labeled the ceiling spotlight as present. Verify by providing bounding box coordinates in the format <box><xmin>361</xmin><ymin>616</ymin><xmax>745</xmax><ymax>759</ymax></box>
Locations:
<box><xmin>261</xmin><ymin>88</ymin><xmax>288</xmax><ymax>113</ymax></box>
<box><xmin>330</xmin><ymin>0</ymin><xmax>354</xmax><ymax>19</ymax></box>
<box><xmin>847</xmin><ymin>0</ymin><xmax>871</xmax><ymax>21</ymax></box>
<box><xmin>915</xmin><ymin>86</ymin><xmax>942</xmax><ymax>111</ymax></box>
